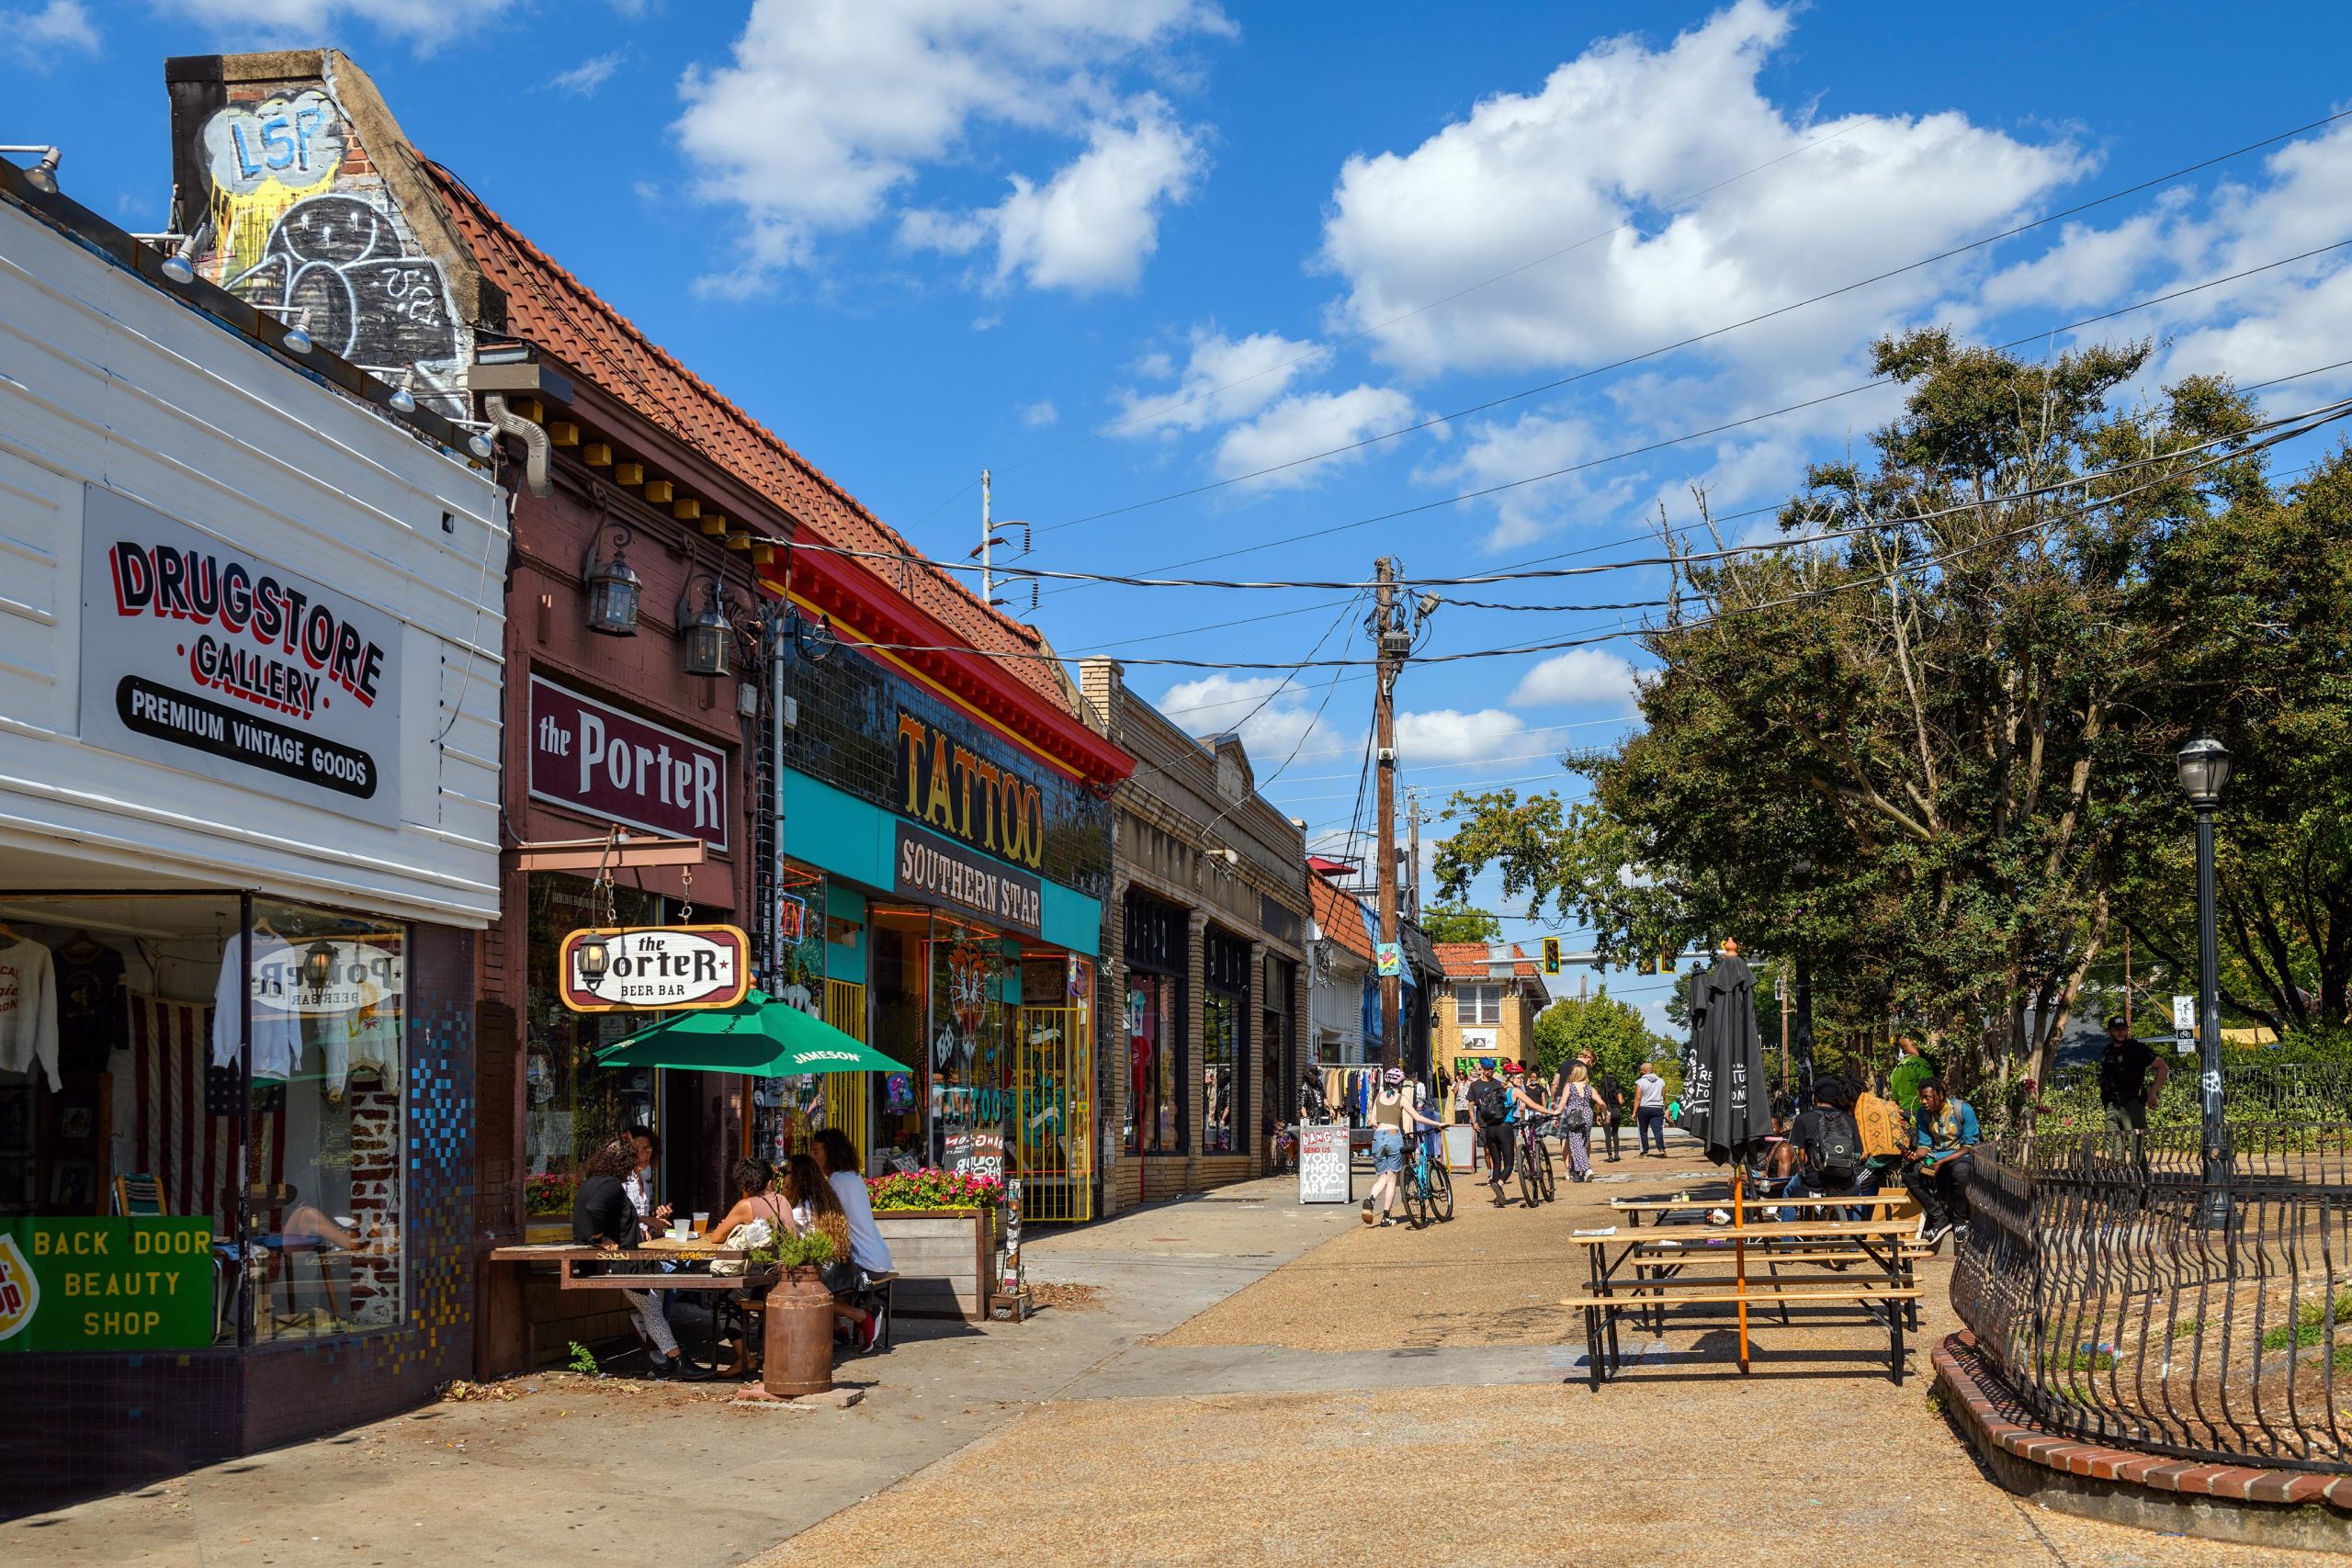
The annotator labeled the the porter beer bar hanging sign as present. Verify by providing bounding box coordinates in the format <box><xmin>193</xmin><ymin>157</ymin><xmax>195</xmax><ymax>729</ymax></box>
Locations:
<box><xmin>557</xmin><ymin>924</ymin><xmax>752</xmax><ymax>1012</ymax></box>
<box><xmin>529</xmin><ymin>674</ymin><xmax>729</xmax><ymax>849</ymax></box>
<box><xmin>894</xmin><ymin>821</ymin><xmax>1043</xmax><ymax>938</ymax></box>
<box><xmin>79</xmin><ymin>486</ymin><xmax>402</xmax><ymax>825</ymax></box>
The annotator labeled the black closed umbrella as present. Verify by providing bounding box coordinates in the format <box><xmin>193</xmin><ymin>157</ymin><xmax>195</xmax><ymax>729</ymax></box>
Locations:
<box><xmin>1683</xmin><ymin>952</ymin><xmax>1772</xmax><ymax>1166</ymax></box>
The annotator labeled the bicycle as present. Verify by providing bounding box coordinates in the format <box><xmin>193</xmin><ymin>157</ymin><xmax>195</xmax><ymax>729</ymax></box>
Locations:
<box><xmin>1402</xmin><ymin>1128</ymin><xmax>1454</xmax><ymax>1227</ymax></box>
<box><xmin>1518</xmin><ymin>1117</ymin><xmax>1556</xmax><ymax>1207</ymax></box>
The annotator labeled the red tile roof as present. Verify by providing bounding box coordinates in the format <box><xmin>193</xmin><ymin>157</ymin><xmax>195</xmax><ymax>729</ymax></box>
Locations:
<box><xmin>418</xmin><ymin>160</ymin><xmax>1071</xmax><ymax>713</ymax></box>
<box><xmin>1435</xmin><ymin>942</ymin><xmax>1541</xmax><ymax>980</ymax></box>
<box><xmin>1308</xmin><ymin>876</ymin><xmax>1374</xmax><ymax>962</ymax></box>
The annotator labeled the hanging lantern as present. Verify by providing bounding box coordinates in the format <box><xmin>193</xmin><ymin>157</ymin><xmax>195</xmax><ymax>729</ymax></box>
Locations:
<box><xmin>581</xmin><ymin>522</ymin><xmax>641</xmax><ymax>637</ymax></box>
<box><xmin>677</xmin><ymin>572</ymin><xmax>732</xmax><ymax>678</ymax></box>
<box><xmin>577</xmin><ymin>931</ymin><xmax>612</xmax><ymax>983</ymax></box>
<box><xmin>301</xmin><ymin>939</ymin><xmax>339</xmax><ymax>996</ymax></box>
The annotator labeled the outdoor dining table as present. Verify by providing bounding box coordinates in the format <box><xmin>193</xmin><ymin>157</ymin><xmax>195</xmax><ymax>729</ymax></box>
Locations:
<box><xmin>485</xmin><ymin>1237</ymin><xmax>777</xmax><ymax>1380</ymax></box>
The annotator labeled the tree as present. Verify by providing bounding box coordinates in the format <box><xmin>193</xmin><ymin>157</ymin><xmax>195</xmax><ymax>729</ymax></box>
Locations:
<box><xmin>1531</xmin><ymin>987</ymin><xmax>1671</xmax><ymax>1092</ymax></box>
<box><xmin>1418</xmin><ymin>901</ymin><xmax>1501</xmax><ymax>944</ymax></box>
<box><xmin>1439</xmin><ymin>330</ymin><xmax>2302</xmax><ymax>1089</ymax></box>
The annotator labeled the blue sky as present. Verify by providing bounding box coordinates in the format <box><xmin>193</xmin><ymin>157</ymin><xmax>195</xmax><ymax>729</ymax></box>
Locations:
<box><xmin>12</xmin><ymin>0</ymin><xmax>2352</xmax><ymax>1028</ymax></box>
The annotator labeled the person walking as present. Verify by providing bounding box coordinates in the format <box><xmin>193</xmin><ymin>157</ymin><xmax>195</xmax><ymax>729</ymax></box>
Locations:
<box><xmin>1467</xmin><ymin>1063</ymin><xmax>1515</xmax><ymax>1202</ymax></box>
<box><xmin>1634</xmin><ymin>1061</ymin><xmax>1668</xmax><ymax>1156</ymax></box>
<box><xmin>1556</xmin><ymin>1062</ymin><xmax>1600</xmax><ymax>1182</ymax></box>
<box><xmin>2096</xmin><ymin>1013</ymin><xmax>2168</xmax><ymax>1134</ymax></box>
<box><xmin>1362</xmin><ymin>1067</ymin><xmax>1443</xmax><ymax>1226</ymax></box>
<box><xmin>1590</xmin><ymin>1053</ymin><xmax>1627</xmax><ymax>1162</ymax></box>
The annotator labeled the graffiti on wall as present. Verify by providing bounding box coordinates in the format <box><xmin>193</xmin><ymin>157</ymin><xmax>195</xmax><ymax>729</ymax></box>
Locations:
<box><xmin>198</xmin><ymin>89</ymin><xmax>466</xmax><ymax>417</ymax></box>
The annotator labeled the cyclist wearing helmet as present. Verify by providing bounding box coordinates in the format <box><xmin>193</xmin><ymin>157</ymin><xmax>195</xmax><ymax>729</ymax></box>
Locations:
<box><xmin>1505</xmin><ymin>1063</ymin><xmax>1555</xmax><ymax>1187</ymax></box>
<box><xmin>1363</xmin><ymin>1066</ymin><xmax>1443</xmax><ymax>1226</ymax></box>
<box><xmin>1466</xmin><ymin>1063</ymin><xmax>1515</xmax><ymax>1200</ymax></box>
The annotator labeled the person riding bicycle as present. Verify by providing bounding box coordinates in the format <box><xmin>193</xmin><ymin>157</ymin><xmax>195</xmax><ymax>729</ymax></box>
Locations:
<box><xmin>1363</xmin><ymin>1067</ymin><xmax>1444</xmax><ymax>1227</ymax></box>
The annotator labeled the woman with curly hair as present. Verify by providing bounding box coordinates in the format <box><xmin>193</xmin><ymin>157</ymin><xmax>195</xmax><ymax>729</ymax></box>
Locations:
<box><xmin>571</xmin><ymin>1134</ymin><xmax>681</xmax><ymax>1375</ymax></box>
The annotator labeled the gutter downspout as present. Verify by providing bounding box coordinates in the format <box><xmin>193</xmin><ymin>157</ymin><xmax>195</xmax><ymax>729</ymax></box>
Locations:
<box><xmin>483</xmin><ymin>393</ymin><xmax>550</xmax><ymax>498</ymax></box>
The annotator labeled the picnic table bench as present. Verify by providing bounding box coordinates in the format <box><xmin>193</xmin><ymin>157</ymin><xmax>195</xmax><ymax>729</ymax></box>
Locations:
<box><xmin>487</xmin><ymin>1239</ymin><xmax>777</xmax><ymax>1380</ymax></box>
<box><xmin>1564</xmin><ymin>1214</ymin><xmax>1921</xmax><ymax>1390</ymax></box>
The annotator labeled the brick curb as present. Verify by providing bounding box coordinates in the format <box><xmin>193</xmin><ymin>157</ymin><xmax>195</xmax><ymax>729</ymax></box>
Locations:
<box><xmin>1933</xmin><ymin>1330</ymin><xmax>2352</xmax><ymax>1551</ymax></box>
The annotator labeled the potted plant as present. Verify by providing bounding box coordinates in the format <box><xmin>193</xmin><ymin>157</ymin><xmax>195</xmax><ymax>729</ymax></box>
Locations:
<box><xmin>866</xmin><ymin>1168</ymin><xmax>1005</xmax><ymax>1322</ymax></box>
<box><xmin>748</xmin><ymin>1228</ymin><xmax>838</xmax><ymax>1398</ymax></box>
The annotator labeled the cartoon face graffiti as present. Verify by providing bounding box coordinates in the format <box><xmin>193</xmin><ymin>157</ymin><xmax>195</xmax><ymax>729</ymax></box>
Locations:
<box><xmin>226</xmin><ymin>195</ymin><xmax>458</xmax><ymax>375</ymax></box>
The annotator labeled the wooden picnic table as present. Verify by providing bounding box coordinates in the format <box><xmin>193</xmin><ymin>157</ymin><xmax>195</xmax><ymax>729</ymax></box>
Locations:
<box><xmin>1609</xmin><ymin>1190</ymin><xmax>1917</xmax><ymax>1226</ymax></box>
<box><xmin>1564</xmin><ymin>1211</ymin><xmax>1920</xmax><ymax>1390</ymax></box>
<box><xmin>486</xmin><ymin>1240</ymin><xmax>779</xmax><ymax>1381</ymax></box>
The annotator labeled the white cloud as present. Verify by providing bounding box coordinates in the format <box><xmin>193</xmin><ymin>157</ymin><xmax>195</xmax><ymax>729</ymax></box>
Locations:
<box><xmin>155</xmin><ymin>0</ymin><xmax>522</xmax><ymax>49</ymax></box>
<box><xmin>1211</xmin><ymin>385</ymin><xmax>1417</xmax><ymax>490</ymax></box>
<box><xmin>1316</xmin><ymin>0</ymin><xmax>2087</xmax><ymax>379</ymax></box>
<box><xmin>1509</xmin><ymin>649</ymin><xmax>1638</xmax><ymax>708</ymax></box>
<box><xmin>549</xmin><ymin>51</ymin><xmax>625</xmax><ymax>96</ymax></box>
<box><xmin>907</xmin><ymin>98</ymin><xmax>1204</xmax><ymax>294</ymax></box>
<box><xmin>1156</xmin><ymin>674</ymin><xmax>1351</xmax><ymax>764</ymax></box>
<box><xmin>1418</xmin><ymin>405</ymin><xmax>1630</xmax><ymax>549</ymax></box>
<box><xmin>1396</xmin><ymin>707</ymin><xmax>1527</xmax><ymax>766</ymax></box>
<box><xmin>675</xmin><ymin>0</ymin><xmax>1230</xmax><ymax>294</ymax></box>
<box><xmin>1111</xmin><ymin>325</ymin><xmax>1329</xmax><ymax>438</ymax></box>
<box><xmin>7</xmin><ymin>0</ymin><xmax>95</xmax><ymax>58</ymax></box>
<box><xmin>1018</xmin><ymin>399</ymin><xmax>1058</xmax><ymax>427</ymax></box>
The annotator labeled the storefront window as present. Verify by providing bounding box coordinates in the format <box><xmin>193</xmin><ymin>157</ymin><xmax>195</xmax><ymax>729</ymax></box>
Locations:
<box><xmin>244</xmin><ymin>898</ymin><xmax>406</xmax><ymax>1341</ymax></box>
<box><xmin>867</xmin><ymin>910</ymin><xmax>931</xmax><ymax>1174</ymax></box>
<box><xmin>1125</xmin><ymin>973</ymin><xmax>1181</xmax><ymax>1154</ymax></box>
<box><xmin>1202</xmin><ymin>991</ymin><xmax>1241</xmax><ymax>1155</ymax></box>
<box><xmin>522</xmin><ymin>874</ymin><xmax>662</xmax><ymax>1221</ymax></box>
<box><xmin>929</xmin><ymin>922</ymin><xmax>1012</xmax><ymax>1168</ymax></box>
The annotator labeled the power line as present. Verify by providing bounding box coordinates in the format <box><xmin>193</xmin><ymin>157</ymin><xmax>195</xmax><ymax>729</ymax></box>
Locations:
<box><xmin>1030</xmin><ymin>107</ymin><xmax>2352</xmax><ymax>536</ymax></box>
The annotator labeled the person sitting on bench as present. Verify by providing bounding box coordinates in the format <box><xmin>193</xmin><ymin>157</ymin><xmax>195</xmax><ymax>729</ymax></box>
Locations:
<box><xmin>1903</xmin><ymin>1078</ymin><xmax>1978</xmax><ymax>1247</ymax></box>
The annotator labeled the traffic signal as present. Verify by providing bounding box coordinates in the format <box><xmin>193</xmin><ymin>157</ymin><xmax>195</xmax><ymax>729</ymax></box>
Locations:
<box><xmin>1541</xmin><ymin>937</ymin><xmax>1561</xmax><ymax>976</ymax></box>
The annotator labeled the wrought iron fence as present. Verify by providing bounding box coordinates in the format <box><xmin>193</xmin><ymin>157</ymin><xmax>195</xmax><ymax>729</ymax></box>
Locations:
<box><xmin>1952</xmin><ymin>1122</ymin><xmax>2352</xmax><ymax>1470</ymax></box>
<box><xmin>1976</xmin><ymin>1057</ymin><xmax>2352</xmax><ymax>1139</ymax></box>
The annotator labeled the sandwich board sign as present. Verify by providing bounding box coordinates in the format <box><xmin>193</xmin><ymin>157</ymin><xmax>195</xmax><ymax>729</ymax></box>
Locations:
<box><xmin>1297</xmin><ymin>1122</ymin><xmax>1351</xmax><ymax>1204</ymax></box>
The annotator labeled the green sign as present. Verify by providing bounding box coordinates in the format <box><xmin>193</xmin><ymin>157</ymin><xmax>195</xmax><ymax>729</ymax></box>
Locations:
<box><xmin>0</xmin><ymin>1217</ymin><xmax>215</xmax><ymax>1351</ymax></box>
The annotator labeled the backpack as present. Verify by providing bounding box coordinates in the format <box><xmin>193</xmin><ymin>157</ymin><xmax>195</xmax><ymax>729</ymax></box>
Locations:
<box><xmin>1806</xmin><ymin>1108</ymin><xmax>1866</xmax><ymax>1186</ymax></box>
<box><xmin>1561</xmin><ymin>1085</ymin><xmax>1593</xmax><ymax>1133</ymax></box>
<box><xmin>1852</xmin><ymin>1089</ymin><xmax>1908</xmax><ymax>1161</ymax></box>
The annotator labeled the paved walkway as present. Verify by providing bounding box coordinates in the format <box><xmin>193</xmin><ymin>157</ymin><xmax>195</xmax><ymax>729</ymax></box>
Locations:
<box><xmin>12</xmin><ymin>1156</ymin><xmax>2337</xmax><ymax>1566</ymax></box>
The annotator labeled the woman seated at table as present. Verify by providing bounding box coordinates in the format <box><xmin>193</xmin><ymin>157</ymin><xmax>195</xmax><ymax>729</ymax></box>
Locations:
<box><xmin>571</xmin><ymin>1134</ymin><xmax>683</xmax><ymax>1377</ymax></box>
<box><xmin>705</xmin><ymin>1156</ymin><xmax>789</xmax><ymax>1251</ymax></box>
<box><xmin>781</xmin><ymin>1152</ymin><xmax>879</xmax><ymax>1352</ymax></box>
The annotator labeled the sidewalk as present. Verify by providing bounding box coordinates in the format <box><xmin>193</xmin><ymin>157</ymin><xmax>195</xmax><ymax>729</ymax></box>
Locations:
<box><xmin>752</xmin><ymin>1152</ymin><xmax>2339</xmax><ymax>1568</ymax></box>
<box><xmin>4</xmin><ymin>1179</ymin><xmax>1352</xmax><ymax>1568</ymax></box>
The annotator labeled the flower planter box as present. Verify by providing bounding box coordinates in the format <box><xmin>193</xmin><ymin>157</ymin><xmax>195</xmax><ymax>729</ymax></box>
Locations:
<box><xmin>871</xmin><ymin>1208</ymin><xmax>1001</xmax><ymax>1322</ymax></box>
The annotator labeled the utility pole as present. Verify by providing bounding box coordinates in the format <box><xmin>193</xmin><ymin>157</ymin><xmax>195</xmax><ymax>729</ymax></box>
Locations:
<box><xmin>980</xmin><ymin>468</ymin><xmax>993</xmax><ymax>602</ymax></box>
<box><xmin>1373</xmin><ymin>558</ymin><xmax>1404</xmax><ymax>1067</ymax></box>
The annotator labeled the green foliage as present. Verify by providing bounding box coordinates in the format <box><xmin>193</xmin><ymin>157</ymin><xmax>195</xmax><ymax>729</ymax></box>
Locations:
<box><xmin>1436</xmin><ymin>331</ymin><xmax>2352</xmax><ymax>1084</ymax></box>
<box><xmin>1531</xmin><ymin>988</ymin><xmax>1676</xmax><ymax>1097</ymax></box>
<box><xmin>2258</xmin><ymin>1292</ymin><xmax>2352</xmax><ymax>1353</ymax></box>
<box><xmin>1418</xmin><ymin>901</ymin><xmax>1502</xmax><ymax>944</ymax></box>
<box><xmin>567</xmin><ymin>1340</ymin><xmax>598</xmax><ymax>1376</ymax></box>
<box><xmin>753</xmin><ymin>1229</ymin><xmax>838</xmax><ymax>1269</ymax></box>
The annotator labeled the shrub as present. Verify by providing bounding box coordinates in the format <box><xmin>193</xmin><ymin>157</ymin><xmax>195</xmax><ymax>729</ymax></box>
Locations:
<box><xmin>751</xmin><ymin>1229</ymin><xmax>837</xmax><ymax>1270</ymax></box>
<box><xmin>526</xmin><ymin>1173</ymin><xmax>577</xmax><ymax>1216</ymax></box>
<box><xmin>2258</xmin><ymin>1291</ymin><xmax>2352</xmax><ymax>1353</ymax></box>
<box><xmin>867</xmin><ymin>1168</ymin><xmax>1006</xmax><ymax>1213</ymax></box>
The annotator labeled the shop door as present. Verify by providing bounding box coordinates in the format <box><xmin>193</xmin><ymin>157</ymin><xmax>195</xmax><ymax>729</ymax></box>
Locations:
<box><xmin>1012</xmin><ymin>1005</ymin><xmax>1091</xmax><ymax>1222</ymax></box>
<box><xmin>820</xmin><ymin>978</ymin><xmax>871</xmax><ymax>1168</ymax></box>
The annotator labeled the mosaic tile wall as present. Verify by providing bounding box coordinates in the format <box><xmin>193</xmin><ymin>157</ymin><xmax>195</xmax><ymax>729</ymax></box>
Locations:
<box><xmin>0</xmin><ymin>925</ymin><xmax>477</xmax><ymax>1517</ymax></box>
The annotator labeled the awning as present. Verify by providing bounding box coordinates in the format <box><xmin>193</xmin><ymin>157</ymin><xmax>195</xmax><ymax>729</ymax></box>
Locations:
<box><xmin>594</xmin><ymin>990</ymin><xmax>910</xmax><ymax>1077</ymax></box>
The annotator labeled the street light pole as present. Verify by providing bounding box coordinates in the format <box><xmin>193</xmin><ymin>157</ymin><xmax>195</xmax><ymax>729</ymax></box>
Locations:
<box><xmin>2177</xmin><ymin>736</ymin><xmax>2233</xmax><ymax>1230</ymax></box>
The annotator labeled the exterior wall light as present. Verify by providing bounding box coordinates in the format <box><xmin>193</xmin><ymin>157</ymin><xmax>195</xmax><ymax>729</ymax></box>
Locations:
<box><xmin>678</xmin><ymin>572</ymin><xmax>733</xmax><ymax>678</ymax></box>
<box><xmin>301</xmin><ymin>939</ymin><xmax>339</xmax><ymax>997</ymax></box>
<box><xmin>582</xmin><ymin>522</ymin><xmax>641</xmax><ymax>637</ymax></box>
<box><xmin>576</xmin><ymin>932</ymin><xmax>611</xmax><ymax>982</ymax></box>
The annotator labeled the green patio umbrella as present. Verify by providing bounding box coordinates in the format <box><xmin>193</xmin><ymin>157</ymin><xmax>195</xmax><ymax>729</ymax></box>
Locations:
<box><xmin>594</xmin><ymin>989</ymin><xmax>909</xmax><ymax>1077</ymax></box>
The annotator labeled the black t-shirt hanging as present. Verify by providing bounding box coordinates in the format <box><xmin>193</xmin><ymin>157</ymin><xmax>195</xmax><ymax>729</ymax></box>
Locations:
<box><xmin>55</xmin><ymin>942</ymin><xmax>126</xmax><ymax>1075</ymax></box>
<box><xmin>2098</xmin><ymin>1037</ymin><xmax>2158</xmax><ymax>1107</ymax></box>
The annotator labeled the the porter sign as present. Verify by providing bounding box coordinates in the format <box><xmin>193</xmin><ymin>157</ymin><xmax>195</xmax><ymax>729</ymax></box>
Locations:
<box><xmin>78</xmin><ymin>486</ymin><xmax>402</xmax><ymax>825</ymax></box>
<box><xmin>529</xmin><ymin>675</ymin><xmax>729</xmax><ymax>849</ymax></box>
<box><xmin>557</xmin><ymin>925</ymin><xmax>751</xmax><ymax>1013</ymax></box>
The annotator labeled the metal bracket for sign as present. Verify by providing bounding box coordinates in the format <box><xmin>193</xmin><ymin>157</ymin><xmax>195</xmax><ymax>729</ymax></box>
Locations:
<box><xmin>514</xmin><ymin>833</ymin><xmax>707</xmax><ymax>872</ymax></box>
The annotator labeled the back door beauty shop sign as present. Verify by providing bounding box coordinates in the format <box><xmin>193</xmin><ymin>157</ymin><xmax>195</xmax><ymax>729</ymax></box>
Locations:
<box><xmin>79</xmin><ymin>486</ymin><xmax>403</xmax><ymax>826</ymax></box>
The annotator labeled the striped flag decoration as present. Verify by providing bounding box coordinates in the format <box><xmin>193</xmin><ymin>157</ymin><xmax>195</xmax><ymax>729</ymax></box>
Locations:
<box><xmin>129</xmin><ymin>993</ymin><xmax>282</xmax><ymax>1230</ymax></box>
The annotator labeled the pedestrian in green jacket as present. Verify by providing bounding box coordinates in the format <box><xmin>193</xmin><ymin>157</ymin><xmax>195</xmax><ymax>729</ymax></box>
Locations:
<box><xmin>1889</xmin><ymin>1036</ymin><xmax>1936</xmax><ymax>1114</ymax></box>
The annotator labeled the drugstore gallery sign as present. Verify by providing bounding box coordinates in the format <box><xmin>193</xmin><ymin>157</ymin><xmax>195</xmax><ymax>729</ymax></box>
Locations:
<box><xmin>79</xmin><ymin>486</ymin><xmax>402</xmax><ymax>826</ymax></box>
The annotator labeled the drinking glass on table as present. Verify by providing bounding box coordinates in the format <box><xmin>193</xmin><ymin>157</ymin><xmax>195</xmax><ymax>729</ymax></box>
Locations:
<box><xmin>691</xmin><ymin>1212</ymin><xmax>709</xmax><ymax>1238</ymax></box>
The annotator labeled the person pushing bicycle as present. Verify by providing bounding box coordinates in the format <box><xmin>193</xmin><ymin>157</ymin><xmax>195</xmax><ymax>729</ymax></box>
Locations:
<box><xmin>1363</xmin><ymin>1067</ymin><xmax>1444</xmax><ymax>1227</ymax></box>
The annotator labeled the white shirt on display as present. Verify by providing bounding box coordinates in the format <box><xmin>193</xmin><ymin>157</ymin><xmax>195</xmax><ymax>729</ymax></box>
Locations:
<box><xmin>209</xmin><ymin>932</ymin><xmax>306</xmax><ymax>1080</ymax></box>
<box><xmin>0</xmin><ymin>938</ymin><xmax>60</xmax><ymax>1090</ymax></box>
